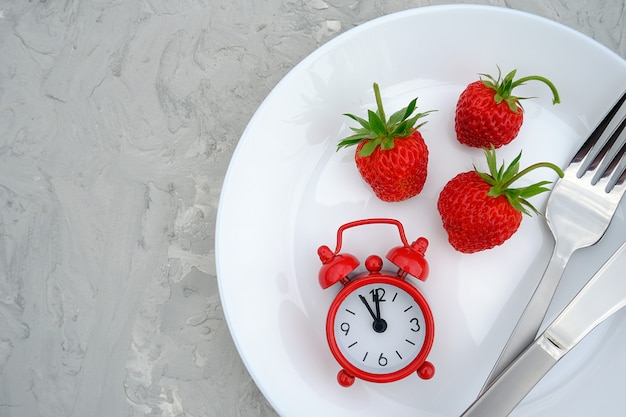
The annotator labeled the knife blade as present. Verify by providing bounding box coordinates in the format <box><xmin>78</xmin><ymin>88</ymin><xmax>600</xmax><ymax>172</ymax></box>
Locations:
<box><xmin>460</xmin><ymin>239</ymin><xmax>626</xmax><ymax>417</ymax></box>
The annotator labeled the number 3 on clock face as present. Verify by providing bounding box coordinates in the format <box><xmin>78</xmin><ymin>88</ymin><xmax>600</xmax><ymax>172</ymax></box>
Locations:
<box><xmin>326</xmin><ymin>275</ymin><xmax>434</xmax><ymax>383</ymax></box>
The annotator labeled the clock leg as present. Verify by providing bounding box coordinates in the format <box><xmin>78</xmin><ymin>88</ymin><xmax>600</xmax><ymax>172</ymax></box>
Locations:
<box><xmin>337</xmin><ymin>369</ymin><xmax>355</xmax><ymax>387</ymax></box>
<box><xmin>417</xmin><ymin>361</ymin><xmax>435</xmax><ymax>380</ymax></box>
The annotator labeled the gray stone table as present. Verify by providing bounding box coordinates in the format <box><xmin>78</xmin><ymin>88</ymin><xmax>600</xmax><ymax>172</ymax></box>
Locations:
<box><xmin>1</xmin><ymin>1</ymin><xmax>625</xmax><ymax>416</ymax></box>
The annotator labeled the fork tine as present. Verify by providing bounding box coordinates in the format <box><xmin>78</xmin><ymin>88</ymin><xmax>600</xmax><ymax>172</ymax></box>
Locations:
<box><xmin>605</xmin><ymin>134</ymin><xmax>626</xmax><ymax>191</ymax></box>
<box><xmin>573</xmin><ymin>90</ymin><xmax>626</xmax><ymax>170</ymax></box>
<box><xmin>594</xmin><ymin>114</ymin><xmax>626</xmax><ymax>188</ymax></box>
<box><xmin>616</xmin><ymin>158</ymin><xmax>626</xmax><ymax>186</ymax></box>
<box><xmin>587</xmin><ymin>117</ymin><xmax>623</xmax><ymax>175</ymax></box>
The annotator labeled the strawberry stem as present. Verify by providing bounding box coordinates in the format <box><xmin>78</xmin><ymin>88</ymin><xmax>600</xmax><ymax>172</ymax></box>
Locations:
<box><xmin>511</xmin><ymin>75</ymin><xmax>561</xmax><ymax>105</ymax></box>
<box><xmin>500</xmin><ymin>161</ymin><xmax>564</xmax><ymax>190</ymax></box>
<box><xmin>373</xmin><ymin>83</ymin><xmax>387</xmax><ymax>126</ymax></box>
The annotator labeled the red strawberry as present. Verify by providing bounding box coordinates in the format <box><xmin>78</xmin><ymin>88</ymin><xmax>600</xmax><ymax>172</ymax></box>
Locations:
<box><xmin>437</xmin><ymin>147</ymin><xmax>563</xmax><ymax>253</ymax></box>
<box><xmin>338</xmin><ymin>83</ymin><xmax>434</xmax><ymax>202</ymax></box>
<box><xmin>455</xmin><ymin>68</ymin><xmax>560</xmax><ymax>148</ymax></box>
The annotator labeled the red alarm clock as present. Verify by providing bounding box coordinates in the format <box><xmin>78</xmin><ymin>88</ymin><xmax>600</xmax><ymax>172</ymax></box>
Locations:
<box><xmin>318</xmin><ymin>218</ymin><xmax>435</xmax><ymax>387</ymax></box>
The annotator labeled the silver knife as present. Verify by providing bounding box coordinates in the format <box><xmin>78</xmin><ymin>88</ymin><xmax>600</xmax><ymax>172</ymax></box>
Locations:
<box><xmin>460</xmin><ymin>239</ymin><xmax>626</xmax><ymax>417</ymax></box>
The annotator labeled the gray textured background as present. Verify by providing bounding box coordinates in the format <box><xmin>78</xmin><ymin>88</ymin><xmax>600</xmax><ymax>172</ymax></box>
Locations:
<box><xmin>1</xmin><ymin>1</ymin><xmax>625</xmax><ymax>416</ymax></box>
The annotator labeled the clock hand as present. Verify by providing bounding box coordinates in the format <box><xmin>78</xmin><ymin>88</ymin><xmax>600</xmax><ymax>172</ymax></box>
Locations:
<box><xmin>373</xmin><ymin>290</ymin><xmax>381</xmax><ymax>321</ymax></box>
<box><xmin>372</xmin><ymin>290</ymin><xmax>387</xmax><ymax>333</ymax></box>
<box><xmin>359</xmin><ymin>295</ymin><xmax>378</xmax><ymax>322</ymax></box>
<box><xmin>360</xmin><ymin>293</ymin><xmax>387</xmax><ymax>333</ymax></box>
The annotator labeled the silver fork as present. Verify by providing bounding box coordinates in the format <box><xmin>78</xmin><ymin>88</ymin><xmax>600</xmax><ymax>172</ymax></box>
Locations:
<box><xmin>481</xmin><ymin>90</ymin><xmax>626</xmax><ymax>393</ymax></box>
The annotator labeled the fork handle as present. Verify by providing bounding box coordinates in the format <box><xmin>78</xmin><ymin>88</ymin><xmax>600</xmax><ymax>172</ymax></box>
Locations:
<box><xmin>479</xmin><ymin>241</ymin><xmax>576</xmax><ymax>394</ymax></box>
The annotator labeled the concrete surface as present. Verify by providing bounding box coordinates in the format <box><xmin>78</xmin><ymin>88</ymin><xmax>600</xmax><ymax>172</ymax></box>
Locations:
<box><xmin>1</xmin><ymin>1</ymin><xmax>625</xmax><ymax>416</ymax></box>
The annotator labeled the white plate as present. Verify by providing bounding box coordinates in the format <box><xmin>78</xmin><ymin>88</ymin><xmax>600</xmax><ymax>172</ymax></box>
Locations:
<box><xmin>216</xmin><ymin>5</ymin><xmax>626</xmax><ymax>416</ymax></box>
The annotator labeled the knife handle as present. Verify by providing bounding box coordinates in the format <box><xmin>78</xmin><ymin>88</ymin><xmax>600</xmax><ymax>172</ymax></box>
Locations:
<box><xmin>461</xmin><ymin>335</ymin><xmax>560</xmax><ymax>417</ymax></box>
<box><xmin>480</xmin><ymin>240</ymin><xmax>572</xmax><ymax>393</ymax></box>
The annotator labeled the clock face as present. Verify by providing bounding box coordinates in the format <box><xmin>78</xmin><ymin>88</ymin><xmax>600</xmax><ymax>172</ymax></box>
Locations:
<box><xmin>330</xmin><ymin>279</ymin><xmax>430</xmax><ymax>376</ymax></box>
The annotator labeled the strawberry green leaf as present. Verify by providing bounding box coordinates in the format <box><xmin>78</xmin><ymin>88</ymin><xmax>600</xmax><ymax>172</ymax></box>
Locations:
<box><xmin>388</xmin><ymin>98</ymin><xmax>418</xmax><ymax>126</ymax></box>
<box><xmin>368</xmin><ymin>110</ymin><xmax>387</xmax><ymax>137</ymax></box>
<box><xmin>501</xmin><ymin>152</ymin><xmax>521</xmax><ymax>180</ymax></box>
<box><xmin>343</xmin><ymin>113</ymin><xmax>370</xmax><ymax>130</ymax></box>
<box><xmin>358</xmin><ymin>138</ymin><xmax>382</xmax><ymax>157</ymax></box>
<box><xmin>517</xmin><ymin>181</ymin><xmax>553</xmax><ymax>198</ymax></box>
<box><xmin>337</xmin><ymin>137</ymin><xmax>366</xmax><ymax>147</ymax></box>
<box><xmin>518</xmin><ymin>198</ymin><xmax>541</xmax><ymax>216</ymax></box>
<box><xmin>381</xmin><ymin>136</ymin><xmax>395</xmax><ymax>150</ymax></box>
<box><xmin>337</xmin><ymin>131</ymin><xmax>375</xmax><ymax>150</ymax></box>
<box><xmin>392</xmin><ymin>119</ymin><xmax>413</xmax><ymax>137</ymax></box>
